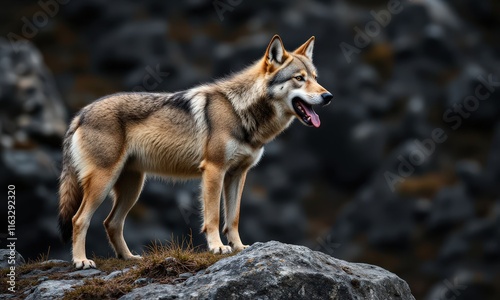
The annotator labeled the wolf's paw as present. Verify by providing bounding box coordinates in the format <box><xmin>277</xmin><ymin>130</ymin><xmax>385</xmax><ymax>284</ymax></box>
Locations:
<box><xmin>209</xmin><ymin>245</ymin><xmax>232</xmax><ymax>254</ymax></box>
<box><xmin>73</xmin><ymin>259</ymin><xmax>96</xmax><ymax>269</ymax></box>
<box><xmin>230</xmin><ymin>243</ymin><xmax>249</xmax><ymax>251</ymax></box>
<box><xmin>120</xmin><ymin>254</ymin><xmax>143</xmax><ymax>260</ymax></box>
<box><xmin>237</xmin><ymin>245</ymin><xmax>250</xmax><ymax>251</ymax></box>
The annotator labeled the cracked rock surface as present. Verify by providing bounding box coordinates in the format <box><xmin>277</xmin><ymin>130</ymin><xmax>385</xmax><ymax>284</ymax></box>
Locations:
<box><xmin>121</xmin><ymin>241</ymin><xmax>415</xmax><ymax>300</ymax></box>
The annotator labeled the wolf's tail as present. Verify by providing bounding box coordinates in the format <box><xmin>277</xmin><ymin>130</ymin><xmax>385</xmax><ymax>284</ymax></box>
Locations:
<box><xmin>58</xmin><ymin>115</ymin><xmax>83</xmax><ymax>243</ymax></box>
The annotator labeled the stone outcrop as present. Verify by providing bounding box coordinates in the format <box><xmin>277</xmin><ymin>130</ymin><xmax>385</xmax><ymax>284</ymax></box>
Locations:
<box><xmin>122</xmin><ymin>241</ymin><xmax>415</xmax><ymax>300</ymax></box>
<box><xmin>9</xmin><ymin>242</ymin><xmax>415</xmax><ymax>300</ymax></box>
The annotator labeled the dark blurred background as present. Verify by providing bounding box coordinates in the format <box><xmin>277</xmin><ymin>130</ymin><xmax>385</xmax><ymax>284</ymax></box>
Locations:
<box><xmin>1</xmin><ymin>0</ymin><xmax>500</xmax><ymax>299</ymax></box>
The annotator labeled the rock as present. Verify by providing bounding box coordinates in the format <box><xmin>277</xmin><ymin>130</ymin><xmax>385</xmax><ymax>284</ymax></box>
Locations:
<box><xmin>178</xmin><ymin>272</ymin><xmax>193</xmax><ymax>279</ymax></box>
<box><xmin>121</xmin><ymin>241</ymin><xmax>415</xmax><ymax>300</ymax></box>
<box><xmin>103</xmin><ymin>268</ymin><xmax>131</xmax><ymax>280</ymax></box>
<box><xmin>380</xmin><ymin>140</ymin><xmax>436</xmax><ymax>179</ymax></box>
<box><xmin>1</xmin><ymin>149</ymin><xmax>60</xmax><ymax>183</ymax></box>
<box><xmin>446</xmin><ymin>64</ymin><xmax>500</xmax><ymax>126</ymax></box>
<box><xmin>40</xmin><ymin>259</ymin><xmax>68</xmax><ymax>265</ymax></box>
<box><xmin>164</xmin><ymin>257</ymin><xmax>177</xmax><ymax>264</ymax></box>
<box><xmin>306</xmin><ymin>101</ymin><xmax>387</xmax><ymax>186</ymax></box>
<box><xmin>21</xmin><ymin>262</ymin><xmax>72</xmax><ymax>279</ymax></box>
<box><xmin>25</xmin><ymin>279</ymin><xmax>83</xmax><ymax>300</ymax></box>
<box><xmin>325</xmin><ymin>188</ymin><xmax>415</xmax><ymax>255</ymax></box>
<box><xmin>455</xmin><ymin>160</ymin><xmax>483</xmax><ymax>193</ymax></box>
<box><xmin>428</xmin><ymin>185</ymin><xmax>474</xmax><ymax>229</ymax></box>
<box><xmin>0</xmin><ymin>147</ymin><xmax>63</xmax><ymax>261</ymax></box>
<box><xmin>0</xmin><ymin>249</ymin><xmax>25</xmax><ymax>268</ymax></box>
<box><xmin>398</xmin><ymin>96</ymin><xmax>433</xmax><ymax>139</ymax></box>
<box><xmin>437</xmin><ymin>232</ymin><xmax>469</xmax><ymax>263</ymax></box>
<box><xmin>366</xmin><ymin>199</ymin><xmax>415</xmax><ymax>248</ymax></box>
<box><xmin>461</xmin><ymin>122</ymin><xmax>500</xmax><ymax>196</ymax></box>
<box><xmin>241</xmin><ymin>196</ymin><xmax>308</xmax><ymax>245</ymax></box>
<box><xmin>421</xmin><ymin>24</ymin><xmax>459</xmax><ymax>68</ymax></box>
<box><xmin>120</xmin><ymin>284</ymin><xmax>177</xmax><ymax>300</ymax></box>
<box><xmin>94</xmin><ymin>20</ymin><xmax>167</xmax><ymax>71</ymax></box>
<box><xmin>419</xmin><ymin>0</ymin><xmax>462</xmax><ymax>29</ymax></box>
<box><xmin>387</xmin><ymin>3</ymin><xmax>431</xmax><ymax>39</ymax></box>
<box><xmin>66</xmin><ymin>268</ymin><xmax>103</xmax><ymax>278</ymax></box>
<box><xmin>0</xmin><ymin>39</ymin><xmax>67</xmax><ymax>147</ymax></box>
<box><xmin>0</xmin><ymin>39</ymin><xmax>68</xmax><ymax>262</ymax></box>
<box><xmin>133</xmin><ymin>277</ymin><xmax>153</xmax><ymax>285</ymax></box>
<box><xmin>424</xmin><ymin>270</ymin><xmax>477</xmax><ymax>300</ymax></box>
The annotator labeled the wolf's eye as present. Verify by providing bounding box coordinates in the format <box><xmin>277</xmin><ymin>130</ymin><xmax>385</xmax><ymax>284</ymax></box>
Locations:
<box><xmin>294</xmin><ymin>75</ymin><xmax>305</xmax><ymax>82</ymax></box>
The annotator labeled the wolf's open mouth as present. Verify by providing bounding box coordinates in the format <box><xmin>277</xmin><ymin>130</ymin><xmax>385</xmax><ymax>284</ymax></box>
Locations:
<box><xmin>292</xmin><ymin>97</ymin><xmax>321</xmax><ymax>128</ymax></box>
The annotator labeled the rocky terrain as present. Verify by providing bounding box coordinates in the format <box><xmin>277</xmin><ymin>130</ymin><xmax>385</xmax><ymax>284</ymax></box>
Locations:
<box><xmin>1</xmin><ymin>0</ymin><xmax>500</xmax><ymax>299</ymax></box>
<box><xmin>1</xmin><ymin>241</ymin><xmax>415</xmax><ymax>300</ymax></box>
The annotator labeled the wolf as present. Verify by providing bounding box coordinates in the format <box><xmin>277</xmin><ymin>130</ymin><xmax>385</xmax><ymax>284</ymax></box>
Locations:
<box><xmin>58</xmin><ymin>35</ymin><xmax>333</xmax><ymax>269</ymax></box>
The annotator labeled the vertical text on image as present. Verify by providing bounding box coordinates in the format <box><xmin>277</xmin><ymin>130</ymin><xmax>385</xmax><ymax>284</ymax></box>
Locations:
<box><xmin>6</xmin><ymin>185</ymin><xmax>17</xmax><ymax>293</ymax></box>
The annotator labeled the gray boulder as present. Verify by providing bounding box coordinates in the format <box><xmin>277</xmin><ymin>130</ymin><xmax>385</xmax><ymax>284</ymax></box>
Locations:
<box><xmin>0</xmin><ymin>249</ymin><xmax>25</xmax><ymax>268</ymax></box>
<box><xmin>25</xmin><ymin>280</ymin><xmax>83</xmax><ymax>300</ymax></box>
<box><xmin>0</xmin><ymin>39</ymin><xmax>67</xmax><ymax>147</ymax></box>
<box><xmin>121</xmin><ymin>241</ymin><xmax>415</xmax><ymax>300</ymax></box>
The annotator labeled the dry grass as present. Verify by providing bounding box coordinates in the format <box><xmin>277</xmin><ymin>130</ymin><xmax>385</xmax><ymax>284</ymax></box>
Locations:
<box><xmin>136</xmin><ymin>238</ymin><xmax>229</xmax><ymax>281</ymax></box>
<box><xmin>64</xmin><ymin>238</ymin><xmax>233</xmax><ymax>300</ymax></box>
<box><xmin>0</xmin><ymin>259</ymin><xmax>70</xmax><ymax>299</ymax></box>
<box><xmin>63</xmin><ymin>278</ymin><xmax>134</xmax><ymax>300</ymax></box>
<box><xmin>1</xmin><ymin>238</ymin><xmax>233</xmax><ymax>300</ymax></box>
<box><xmin>0</xmin><ymin>247</ymin><xmax>71</xmax><ymax>298</ymax></box>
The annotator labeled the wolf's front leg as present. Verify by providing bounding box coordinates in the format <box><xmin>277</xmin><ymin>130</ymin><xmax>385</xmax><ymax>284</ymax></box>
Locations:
<box><xmin>201</xmin><ymin>161</ymin><xmax>232</xmax><ymax>254</ymax></box>
<box><xmin>223</xmin><ymin>170</ymin><xmax>249</xmax><ymax>251</ymax></box>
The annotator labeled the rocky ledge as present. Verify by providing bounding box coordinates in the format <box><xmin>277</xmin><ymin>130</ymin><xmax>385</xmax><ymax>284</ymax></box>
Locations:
<box><xmin>6</xmin><ymin>241</ymin><xmax>415</xmax><ymax>300</ymax></box>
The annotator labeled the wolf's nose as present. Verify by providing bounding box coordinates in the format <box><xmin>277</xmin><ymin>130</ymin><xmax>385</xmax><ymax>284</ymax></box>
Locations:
<box><xmin>321</xmin><ymin>93</ymin><xmax>333</xmax><ymax>106</ymax></box>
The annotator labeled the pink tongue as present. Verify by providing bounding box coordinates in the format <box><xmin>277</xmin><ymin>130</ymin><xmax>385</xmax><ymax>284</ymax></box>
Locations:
<box><xmin>303</xmin><ymin>104</ymin><xmax>321</xmax><ymax>128</ymax></box>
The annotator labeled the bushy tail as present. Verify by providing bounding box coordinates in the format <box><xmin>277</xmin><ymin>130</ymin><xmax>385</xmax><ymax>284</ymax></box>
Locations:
<box><xmin>58</xmin><ymin>116</ymin><xmax>83</xmax><ymax>243</ymax></box>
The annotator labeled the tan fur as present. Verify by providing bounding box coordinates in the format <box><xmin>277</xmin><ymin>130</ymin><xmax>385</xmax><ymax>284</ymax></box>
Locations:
<box><xmin>58</xmin><ymin>35</ymin><xmax>333</xmax><ymax>269</ymax></box>
<box><xmin>58</xmin><ymin>116</ymin><xmax>84</xmax><ymax>242</ymax></box>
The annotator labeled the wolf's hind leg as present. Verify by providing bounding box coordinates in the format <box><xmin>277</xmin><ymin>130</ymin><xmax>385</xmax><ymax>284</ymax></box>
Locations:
<box><xmin>223</xmin><ymin>170</ymin><xmax>249</xmax><ymax>251</ymax></box>
<box><xmin>72</xmin><ymin>168</ymin><xmax>117</xmax><ymax>269</ymax></box>
<box><xmin>104</xmin><ymin>169</ymin><xmax>145</xmax><ymax>260</ymax></box>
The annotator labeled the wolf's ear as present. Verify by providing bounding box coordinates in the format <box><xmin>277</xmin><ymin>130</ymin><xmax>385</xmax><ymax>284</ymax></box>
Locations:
<box><xmin>265</xmin><ymin>35</ymin><xmax>288</xmax><ymax>65</ymax></box>
<box><xmin>294</xmin><ymin>36</ymin><xmax>315</xmax><ymax>61</ymax></box>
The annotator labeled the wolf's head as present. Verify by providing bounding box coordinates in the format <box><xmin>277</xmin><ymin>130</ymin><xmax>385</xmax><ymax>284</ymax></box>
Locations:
<box><xmin>263</xmin><ymin>35</ymin><xmax>332</xmax><ymax>128</ymax></box>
